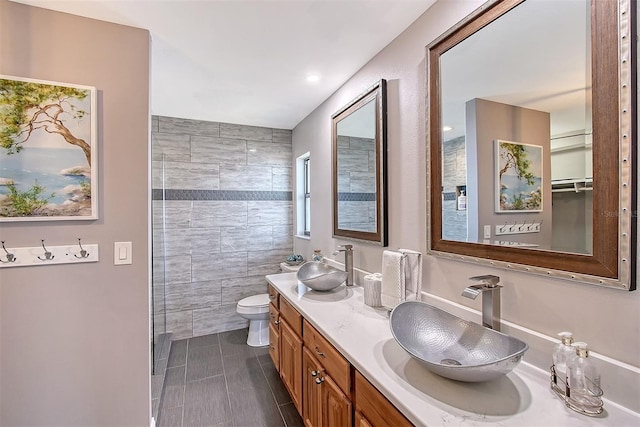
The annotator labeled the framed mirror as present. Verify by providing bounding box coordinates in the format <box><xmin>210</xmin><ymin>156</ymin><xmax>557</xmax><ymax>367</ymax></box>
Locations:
<box><xmin>332</xmin><ymin>79</ymin><xmax>388</xmax><ymax>245</ymax></box>
<box><xmin>427</xmin><ymin>0</ymin><xmax>636</xmax><ymax>290</ymax></box>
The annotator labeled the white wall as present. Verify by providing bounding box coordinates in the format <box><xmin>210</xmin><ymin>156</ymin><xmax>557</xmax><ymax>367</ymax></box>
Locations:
<box><xmin>293</xmin><ymin>0</ymin><xmax>639</xmax><ymax>406</ymax></box>
<box><xmin>0</xmin><ymin>1</ymin><xmax>151</xmax><ymax>425</ymax></box>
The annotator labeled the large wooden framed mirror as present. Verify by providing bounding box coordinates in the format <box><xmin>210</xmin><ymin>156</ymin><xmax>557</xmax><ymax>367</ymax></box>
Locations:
<box><xmin>332</xmin><ymin>79</ymin><xmax>388</xmax><ymax>245</ymax></box>
<box><xmin>427</xmin><ymin>0</ymin><xmax>636</xmax><ymax>290</ymax></box>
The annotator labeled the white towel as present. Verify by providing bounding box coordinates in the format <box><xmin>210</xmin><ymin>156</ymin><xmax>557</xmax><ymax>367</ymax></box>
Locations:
<box><xmin>399</xmin><ymin>249</ymin><xmax>422</xmax><ymax>301</ymax></box>
<box><xmin>381</xmin><ymin>250</ymin><xmax>405</xmax><ymax>309</ymax></box>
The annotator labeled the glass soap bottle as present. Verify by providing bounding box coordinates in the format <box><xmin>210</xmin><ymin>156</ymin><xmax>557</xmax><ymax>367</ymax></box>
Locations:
<box><xmin>312</xmin><ymin>249</ymin><xmax>324</xmax><ymax>262</ymax></box>
<box><xmin>566</xmin><ymin>342</ymin><xmax>603</xmax><ymax>414</ymax></box>
<box><xmin>552</xmin><ymin>331</ymin><xmax>574</xmax><ymax>387</ymax></box>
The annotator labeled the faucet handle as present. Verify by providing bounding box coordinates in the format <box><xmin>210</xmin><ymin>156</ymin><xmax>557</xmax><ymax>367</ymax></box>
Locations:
<box><xmin>336</xmin><ymin>244</ymin><xmax>353</xmax><ymax>251</ymax></box>
<box><xmin>469</xmin><ymin>275</ymin><xmax>500</xmax><ymax>287</ymax></box>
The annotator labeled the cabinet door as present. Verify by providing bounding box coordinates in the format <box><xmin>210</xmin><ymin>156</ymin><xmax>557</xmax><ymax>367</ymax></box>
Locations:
<box><xmin>302</xmin><ymin>347</ymin><xmax>323</xmax><ymax>427</ymax></box>
<box><xmin>323</xmin><ymin>375</ymin><xmax>352</xmax><ymax>427</ymax></box>
<box><xmin>268</xmin><ymin>322</ymin><xmax>279</xmax><ymax>369</ymax></box>
<box><xmin>280</xmin><ymin>319</ymin><xmax>303</xmax><ymax>414</ymax></box>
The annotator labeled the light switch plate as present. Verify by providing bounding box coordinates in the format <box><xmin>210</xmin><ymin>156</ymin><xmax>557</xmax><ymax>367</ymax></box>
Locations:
<box><xmin>114</xmin><ymin>242</ymin><xmax>132</xmax><ymax>265</ymax></box>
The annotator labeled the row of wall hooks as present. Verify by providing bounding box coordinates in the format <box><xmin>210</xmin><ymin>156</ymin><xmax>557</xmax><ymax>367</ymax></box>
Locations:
<box><xmin>495</xmin><ymin>220</ymin><xmax>542</xmax><ymax>236</ymax></box>
<box><xmin>0</xmin><ymin>239</ymin><xmax>98</xmax><ymax>268</ymax></box>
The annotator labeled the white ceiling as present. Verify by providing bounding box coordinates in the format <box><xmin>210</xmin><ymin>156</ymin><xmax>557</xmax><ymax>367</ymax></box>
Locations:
<box><xmin>440</xmin><ymin>0</ymin><xmax>590</xmax><ymax>140</ymax></box>
<box><xmin>13</xmin><ymin>0</ymin><xmax>435</xmax><ymax>130</ymax></box>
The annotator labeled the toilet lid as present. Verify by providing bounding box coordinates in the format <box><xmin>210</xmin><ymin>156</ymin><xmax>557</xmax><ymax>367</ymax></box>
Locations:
<box><xmin>237</xmin><ymin>293</ymin><xmax>270</xmax><ymax>308</ymax></box>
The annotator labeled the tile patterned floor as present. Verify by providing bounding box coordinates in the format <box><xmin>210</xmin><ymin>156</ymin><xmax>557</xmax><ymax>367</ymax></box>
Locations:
<box><xmin>158</xmin><ymin>328</ymin><xmax>304</xmax><ymax>427</ymax></box>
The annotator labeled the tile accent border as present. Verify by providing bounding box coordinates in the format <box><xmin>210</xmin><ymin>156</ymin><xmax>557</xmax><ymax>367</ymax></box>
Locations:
<box><xmin>337</xmin><ymin>192</ymin><xmax>376</xmax><ymax>202</ymax></box>
<box><xmin>153</xmin><ymin>189</ymin><xmax>292</xmax><ymax>201</ymax></box>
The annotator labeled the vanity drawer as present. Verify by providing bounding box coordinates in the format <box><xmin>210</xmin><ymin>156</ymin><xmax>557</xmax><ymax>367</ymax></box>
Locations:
<box><xmin>269</xmin><ymin>303</ymin><xmax>280</xmax><ymax>327</ymax></box>
<box><xmin>303</xmin><ymin>319</ymin><xmax>351</xmax><ymax>396</ymax></box>
<box><xmin>267</xmin><ymin>284</ymin><xmax>280</xmax><ymax>308</ymax></box>
<box><xmin>354</xmin><ymin>371</ymin><xmax>412</xmax><ymax>427</ymax></box>
<box><xmin>279</xmin><ymin>297</ymin><xmax>302</xmax><ymax>336</ymax></box>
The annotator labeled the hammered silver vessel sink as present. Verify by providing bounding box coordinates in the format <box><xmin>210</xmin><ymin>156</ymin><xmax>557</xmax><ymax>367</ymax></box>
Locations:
<box><xmin>390</xmin><ymin>301</ymin><xmax>528</xmax><ymax>382</ymax></box>
<box><xmin>296</xmin><ymin>261</ymin><xmax>348</xmax><ymax>291</ymax></box>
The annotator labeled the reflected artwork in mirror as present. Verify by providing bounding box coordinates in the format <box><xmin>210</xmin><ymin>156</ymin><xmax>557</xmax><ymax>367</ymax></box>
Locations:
<box><xmin>333</xmin><ymin>79</ymin><xmax>388</xmax><ymax>245</ymax></box>
<box><xmin>427</xmin><ymin>0</ymin><xmax>636</xmax><ymax>289</ymax></box>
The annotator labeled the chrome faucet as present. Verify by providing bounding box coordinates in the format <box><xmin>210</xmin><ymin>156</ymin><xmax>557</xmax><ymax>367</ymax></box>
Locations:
<box><xmin>461</xmin><ymin>275</ymin><xmax>502</xmax><ymax>331</ymax></box>
<box><xmin>332</xmin><ymin>245</ymin><xmax>354</xmax><ymax>286</ymax></box>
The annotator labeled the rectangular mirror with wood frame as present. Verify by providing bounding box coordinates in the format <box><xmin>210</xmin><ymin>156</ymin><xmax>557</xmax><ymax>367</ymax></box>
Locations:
<box><xmin>427</xmin><ymin>0</ymin><xmax>636</xmax><ymax>290</ymax></box>
<box><xmin>332</xmin><ymin>80</ymin><xmax>388</xmax><ymax>246</ymax></box>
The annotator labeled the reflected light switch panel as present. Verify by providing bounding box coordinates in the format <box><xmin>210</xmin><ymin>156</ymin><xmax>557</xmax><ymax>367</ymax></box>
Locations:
<box><xmin>114</xmin><ymin>242</ymin><xmax>132</xmax><ymax>265</ymax></box>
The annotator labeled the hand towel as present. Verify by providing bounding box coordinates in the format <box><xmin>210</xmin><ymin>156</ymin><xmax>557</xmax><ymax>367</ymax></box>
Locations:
<box><xmin>381</xmin><ymin>250</ymin><xmax>405</xmax><ymax>309</ymax></box>
<box><xmin>399</xmin><ymin>249</ymin><xmax>423</xmax><ymax>301</ymax></box>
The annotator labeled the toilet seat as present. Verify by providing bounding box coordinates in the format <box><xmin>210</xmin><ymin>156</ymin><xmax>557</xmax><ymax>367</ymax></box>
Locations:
<box><xmin>236</xmin><ymin>293</ymin><xmax>270</xmax><ymax>315</ymax></box>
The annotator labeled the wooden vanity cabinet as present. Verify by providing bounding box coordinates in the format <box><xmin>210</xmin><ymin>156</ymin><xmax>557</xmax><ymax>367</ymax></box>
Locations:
<box><xmin>268</xmin><ymin>284</ymin><xmax>280</xmax><ymax>368</ymax></box>
<box><xmin>269</xmin><ymin>285</ymin><xmax>410</xmax><ymax>427</ymax></box>
<box><xmin>302</xmin><ymin>328</ymin><xmax>352</xmax><ymax>427</ymax></box>
<box><xmin>268</xmin><ymin>303</ymin><xmax>280</xmax><ymax>368</ymax></box>
<box><xmin>278</xmin><ymin>297</ymin><xmax>303</xmax><ymax>414</ymax></box>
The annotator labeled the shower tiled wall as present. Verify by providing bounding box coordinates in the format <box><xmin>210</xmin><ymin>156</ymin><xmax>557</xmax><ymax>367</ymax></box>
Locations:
<box><xmin>152</xmin><ymin>116</ymin><xmax>293</xmax><ymax>339</ymax></box>
<box><xmin>442</xmin><ymin>136</ymin><xmax>467</xmax><ymax>241</ymax></box>
<box><xmin>336</xmin><ymin>135</ymin><xmax>376</xmax><ymax>232</ymax></box>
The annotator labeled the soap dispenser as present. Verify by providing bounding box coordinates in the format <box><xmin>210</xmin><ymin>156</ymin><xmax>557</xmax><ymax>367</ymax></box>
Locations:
<box><xmin>566</xmin><ymin>342</ymin><xmax>603</xmax><ymax>415</ymax></box>
<box><xmin>457</xmin><ymin>190</ymin><xmax>467</xmax><ymax>210</ymax></box>
<box><xmin>551</xmin><ymin>331</ymin><xmax>574</xmax><ymax>387</ymax></box>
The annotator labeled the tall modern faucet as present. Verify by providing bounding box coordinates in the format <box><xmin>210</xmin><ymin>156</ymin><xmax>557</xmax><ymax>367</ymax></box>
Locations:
<box><xmin>333</xmin><ymin>245</ymin><xmax>354</xmax><ymax>286</ymax></box>
<box><xmin>461</xmin><ymin>275</ymin><xmax>502</xmax><ymax>331</ymax></box>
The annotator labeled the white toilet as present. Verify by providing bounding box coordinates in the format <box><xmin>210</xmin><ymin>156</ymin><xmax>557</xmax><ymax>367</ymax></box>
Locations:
<box><xmin>236</xmin><ymin>293</ymin><xmax>270</xmax><ymax>347</ymax></box>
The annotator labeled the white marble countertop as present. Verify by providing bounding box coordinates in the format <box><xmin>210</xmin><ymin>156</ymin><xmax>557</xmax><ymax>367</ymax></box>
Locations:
<box><xmin>266</xmin><ymin>272</ymin><xmax>640</xmax><ymax>427</ymax></box>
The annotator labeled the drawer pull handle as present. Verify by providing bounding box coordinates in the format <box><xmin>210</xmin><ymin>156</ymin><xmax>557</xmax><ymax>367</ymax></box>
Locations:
<box><xmin>269</xmin><ymin>295</ymin><xmax>276</xmax><ymax>300</ymax></box>
<box><xmin>315</xmin><ymin>377</ymin><xmax>325</xmax><ymax>385</ymax></box>
<box><xmin>274</xmin><ymin>320</ymin><xmax>280</xmax><ymax>325</ymax></box>
<box><xmin>314</xmin><ymin>346</ymin><xmax>326</xmax><ymax>358</ymax></box>
<box><xmin>311</xmin><ymin>370</ymin><xmax>318</xmax><ymax>377</ymax></box>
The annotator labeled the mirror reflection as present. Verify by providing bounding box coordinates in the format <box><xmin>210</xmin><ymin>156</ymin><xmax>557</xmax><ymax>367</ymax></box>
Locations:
<box><xmin>332</xmin><ymin>80</ymin><xmax>387</xmax><ymax>245</ymax></box>
<box><xmin>439</xmin><ymin>0</ymin><xmax>593</xmax><ymax>254</ymax></box>
<box><xmin>428</xmin><ymin>0</ymin><xmax>634</xmax><ymax>289</ymax></box>
<box><xmin>337</xmin><ymin>99</ymin><xmax>377</xmax><ymax>233</ymax></box>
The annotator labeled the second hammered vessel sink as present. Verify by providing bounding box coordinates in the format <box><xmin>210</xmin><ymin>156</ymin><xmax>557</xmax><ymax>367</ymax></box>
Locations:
<box><xmin>390</xmin><ymin>301</ymin><xmax>528</xmax><ymax>382</ymax></box>
<box><xmin>296</xmin><ymin>261</ymin><xmax>348</xmax><ymax>291</ymax></box>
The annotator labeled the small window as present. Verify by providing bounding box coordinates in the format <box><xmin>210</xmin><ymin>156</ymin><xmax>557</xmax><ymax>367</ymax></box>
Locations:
<box><xmin>296</xmin><ymin>152</ymin><xmax>311</xmax><ymax>238</ymax></box>
<box><xmin>303</xmin><ymin>157</ymin><xmax>311</xmax><ymax>236</ymax></box>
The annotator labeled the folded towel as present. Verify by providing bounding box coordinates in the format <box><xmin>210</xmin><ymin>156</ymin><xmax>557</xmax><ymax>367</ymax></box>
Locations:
<box><xmin>399</xmin><ymin>249</ymin><xmax>422</xmax><ymax>301</ymax></box>
<box><xmin>381</xmin><ymin>250</ymin><xmax>405</xmax><ymax>309</ymax></box>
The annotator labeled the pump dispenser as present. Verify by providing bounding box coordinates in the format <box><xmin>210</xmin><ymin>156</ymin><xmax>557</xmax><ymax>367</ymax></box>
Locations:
<box><xmin>552</xmin><ymin>331</ymin><xmax>574</xmax><ymax>385</ymax></box>
<box><xmin>566</xmin><ymin>342</ymin><xmax>603</xmax><ymax>415</ymax></box>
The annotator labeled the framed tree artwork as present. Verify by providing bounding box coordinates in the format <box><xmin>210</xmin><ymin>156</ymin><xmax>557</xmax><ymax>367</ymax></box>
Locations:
<box><xmin>495</xmin><ymin>140</ymin><xmax>543</xmax><ymax>213</ymax></box>
<box><xmin>0</xmin><ymin>75</ymin><xmax>98</xmax><ymax>221</ymax></box>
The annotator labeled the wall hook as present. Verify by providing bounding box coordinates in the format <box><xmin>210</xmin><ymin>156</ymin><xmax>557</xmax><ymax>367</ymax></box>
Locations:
<box><xmin>74</xmin><ymin>238</ymin><xmax>89</xmax><ymax>258</ymax></box>
<box><xmin>0</xmin><ymin>241</ymin><xmax>16</xmax><ymax>263</ymax></box>
<box><xmin>37</xmin><ymin>240</ymin><xmax>54</xmax><ymax>261</ymax></box>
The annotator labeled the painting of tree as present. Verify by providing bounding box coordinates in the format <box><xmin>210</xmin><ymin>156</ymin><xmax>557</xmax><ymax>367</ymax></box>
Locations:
<box><xmin>0</xmin><ymin>76</ymin><xmax>97</xmax><ymax>221</ymax></box>
<box><xmin>495</xmin><ymin>140</ymin><xmax>542</xmax><ymax>212</ymax></box>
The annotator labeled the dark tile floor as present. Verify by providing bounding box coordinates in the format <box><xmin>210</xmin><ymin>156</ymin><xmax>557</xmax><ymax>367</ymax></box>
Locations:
<box><xmin>158</xmin><ymin>328</ymin><xmax>304</xmax><ymax>427</ymax></box>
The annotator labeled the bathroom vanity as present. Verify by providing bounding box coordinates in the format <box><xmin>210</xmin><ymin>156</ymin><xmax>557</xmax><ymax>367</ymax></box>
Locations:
<box><xmin>267</xmin><ymin>278</ymin><xmax>411</xmax><ymax>427</ymax></box>
<box><xmin>266</xmin><ymin>272</ymin><xmax>639</xmax><ymax>427</ymax></box>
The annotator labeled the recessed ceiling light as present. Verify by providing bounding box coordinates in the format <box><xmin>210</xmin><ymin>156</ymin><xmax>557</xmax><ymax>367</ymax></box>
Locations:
<box><xmin>306</xmin><ymin>74</ymin><xmax>320</xmax><ymax>83</ymax></box>
<box><xmin>443</xmin><ymin>126</ymin><xmax>453</xmax><ymax>132</ymax></box>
